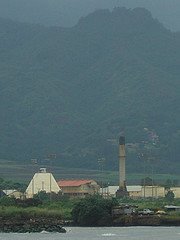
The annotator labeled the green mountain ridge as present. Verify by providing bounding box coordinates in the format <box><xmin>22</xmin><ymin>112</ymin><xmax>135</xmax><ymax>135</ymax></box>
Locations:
<box><xmin>0</xmin><ymin>8</ymin><xmax>180</xmax><ymax>174</ymax></box>
<box><xmin>0</xmin><ymin>0</ymin><xmax>180</xmax><ymax>31</ymax></box>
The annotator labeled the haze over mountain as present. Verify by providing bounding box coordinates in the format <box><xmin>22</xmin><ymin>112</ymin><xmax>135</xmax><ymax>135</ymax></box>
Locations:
<box><xmin>0</xmin><ymin>0</ymin><xmax>180</xmax><ymax>31</ymax></box>
<box><xmin>0</xmin><ymin>7</ymin><xmax>180</xmax><ymax>174</ymax></box>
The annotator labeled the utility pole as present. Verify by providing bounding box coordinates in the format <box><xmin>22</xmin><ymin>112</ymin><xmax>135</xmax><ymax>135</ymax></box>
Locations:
<box><xmin>138</xmin><ymin>152</ymin><xmax>146</xmax><ymax>198</ymax></box>
<box><xmin>98</xmin><ymin>158</ymin><xmax>105</xmax><ymax>195</ymax></box>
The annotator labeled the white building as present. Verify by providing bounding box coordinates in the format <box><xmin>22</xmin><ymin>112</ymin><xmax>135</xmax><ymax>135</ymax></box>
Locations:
<box><xmin>101</xmin><ymin>185</ymin><xmax>165</xmax><ymax>198</ymax></box>
<box><xmin>3</xmin><ymin>189</ymin><xmax>24</xmax><ymax>199</ymax></box>
<box><xmin>141</xmin><ymin>186</ymin><xmax>165</xmax><ymax>198</ymax></box>
<box><xmin>170</xmin><ymin>187</ymin><xmax>180</xmax><ymax>198</ymax></box>
<box><xmin>101</xmin><ymin>185</ymin><xmax>142</xmax><ymax>198</ymax></box>
<box><xmin>25</xmin><ymin>168</ymin><xmax>61</xmax><ymax>198</ymax></box>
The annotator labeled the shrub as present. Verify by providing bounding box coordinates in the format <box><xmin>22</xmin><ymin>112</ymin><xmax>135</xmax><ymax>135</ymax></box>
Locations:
<box><xmin>0</xmin><ymin>196</ymin><xmax>16</xmax><ymax>206</ymax></box>
<box><xmin>72</xmin><ymin>194</ymin><xmax>118</xmax><ymax>226</ymax></box>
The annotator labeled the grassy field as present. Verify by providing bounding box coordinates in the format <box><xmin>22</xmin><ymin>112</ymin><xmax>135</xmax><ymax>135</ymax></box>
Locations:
<box><xmin>0</xmin><ymin>159</ymin><xmax>180</xmax><ymax>186</ymax></box>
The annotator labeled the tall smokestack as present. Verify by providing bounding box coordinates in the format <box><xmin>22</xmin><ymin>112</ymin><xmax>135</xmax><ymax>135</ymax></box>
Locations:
<box><xmin>119</xmin><ymin>136</ymin><xmax>126</xmax><ymax>189</ymax></box>
<box><xmin>116</xmin><ymin>135</ymin><xmax>129</xmax><ymax>197</ymax></box>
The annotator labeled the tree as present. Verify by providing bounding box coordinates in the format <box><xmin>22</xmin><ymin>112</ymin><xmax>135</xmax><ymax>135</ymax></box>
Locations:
<box><xmin>33</xmin><ymin>191</ymin><xmax>63</xmax><ymax>202</ymax></box>
<box><xmin>72</xmin><ymin>195</ymin><xmax>118</xmax><ymax>226</ymax></box>
<box><xmin>0</xmin><ymin>196</ymin><xmax>16</xmax><ymax>206</ymax></box>
<box><xmin>141</xmin><ymin>177</ymin><xmax>154</xmax><ymax>186</ymax></box>
<box><xmin>164</xmin><ymin>179</ymin><xmax>173</xmax><ymax>189</ymax></box>
<box><xmin>165</xmin><ymin>190</ymin><xmax>175</xmax><ymax>202</ymax></box>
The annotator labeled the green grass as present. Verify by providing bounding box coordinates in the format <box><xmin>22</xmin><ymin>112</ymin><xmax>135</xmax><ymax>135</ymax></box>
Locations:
<box><xmin>0</xmin><ymin>205</ymin><xmax>71</xmax><ymax>220</ymax></box>
<box><xmin>0</xmin><ymin>160</ymin><xmax>180</xmax><ymax>185</ymax></box>
<box><xmin>0</xmin><ymin>196</ymin><xmax>180</xmax><ymax>222</ymax></box>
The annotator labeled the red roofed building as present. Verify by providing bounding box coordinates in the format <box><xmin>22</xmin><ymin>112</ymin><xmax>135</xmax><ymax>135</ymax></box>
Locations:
<box><xmin>57</xmin><ymin>179</ymin><xmax>100</xmax><ymax>197</ymax></box>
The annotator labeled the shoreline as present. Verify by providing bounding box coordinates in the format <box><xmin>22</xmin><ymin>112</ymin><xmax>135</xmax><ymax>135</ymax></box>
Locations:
<box><xmin>112</xmin><ymin>215</ymin><xmax>180</xmax><ymax>227</ymax></box>
<box><xmin>0</xmin><ymin>217</ymin><xmax>66</xmax><ymax>233</ymax></box>
<box><xmin>69</xmin><ymin>215</ymin><xmax>180</xmax><ymax>227</ymax></box>
<box><xmin>0</xmin><ymin>215</ymin><xmax>180</xmax><ymax>233</ymax></box>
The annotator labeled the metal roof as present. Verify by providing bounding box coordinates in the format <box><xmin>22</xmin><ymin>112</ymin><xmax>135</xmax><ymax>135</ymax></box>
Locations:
<box><xmin>164</xmin><ymin>205</ymin><xmax>180</xmax><ymax>209</ymax></box>
<box><xmin>57</xmin><ymin>180</ymin><xmax>94</xmax><ymax>187</ymax></box>
<box><xmin>3</xmin><ymin>189</ymin><xmax>18</xmax><ymax>195</ymax></box>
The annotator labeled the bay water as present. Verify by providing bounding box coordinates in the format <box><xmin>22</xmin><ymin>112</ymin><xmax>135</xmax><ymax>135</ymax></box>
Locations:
<box><xmin>0</xmin><ymin>226</ymin><xmax>180</xmax><ymax>240</ymax></box>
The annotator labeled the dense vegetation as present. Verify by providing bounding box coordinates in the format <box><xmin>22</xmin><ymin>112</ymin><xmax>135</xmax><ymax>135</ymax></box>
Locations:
<box><xmin>72</xmin><ymin>195</ymin><xmax>118</xmax><ymax>226</ymax></box>
<box><xmin>0</xmin><ymin>194</ymin><xmax>73</xmax><ymax>220</ymax></box>
<box><xmin>0</xmin><ymin>7</ymin><xmax>180</xmax><ymax>174</ymax></box>
<box><xmin>0</xmin><ymin>194</ymin><xmax>180</xmax><ymax>226</ymax></box>
<box><xmin>0</xmin><ymin>178</ymin><xmax>26</xmax><ymax>192</ymax></box>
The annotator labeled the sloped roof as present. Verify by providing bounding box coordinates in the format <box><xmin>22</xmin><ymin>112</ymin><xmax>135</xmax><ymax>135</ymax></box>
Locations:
<box><xmin>26</xmin><ymin>172</ymin><xmax>60</xmax><ymax>197</ymax></box>
<box><xmin>3</xmin><ymin>189</ymin><xmax>18</xmax><ymax>195</ymax></box>
<box><xmin>127</xmin><ymin>185</ymin><xmax>142</xmax><ymax>192</ymax></box>
<box><xmin>57</xmin><ymin>180</ymin><xmax>93</xmax><ymax>187</ymax></box>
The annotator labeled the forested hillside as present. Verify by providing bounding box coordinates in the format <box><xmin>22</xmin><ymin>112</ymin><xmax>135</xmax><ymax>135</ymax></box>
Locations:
<box><xmin>0</xmin><ymin>8</ymin><xmax>180</xmax><ymax>173</ymax></box>
<box><xmin>0</xmin><ymin>0</ymin><xmax>180</xmax><ymax>31</ymax></box>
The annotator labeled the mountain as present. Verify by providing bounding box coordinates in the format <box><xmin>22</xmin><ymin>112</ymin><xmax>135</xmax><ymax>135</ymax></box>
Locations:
<box><xmin>0</xmin><ymin>0</ymin><xmax>180</xmax><ymax>31</ymax></box>
<box><xmin>0</xmin><ymin>7</ymin><xmax>180</xmax><ymax>174</ymax></box>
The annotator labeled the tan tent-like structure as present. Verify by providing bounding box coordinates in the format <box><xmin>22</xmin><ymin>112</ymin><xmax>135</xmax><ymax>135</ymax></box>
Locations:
<box><xmin>25</xmin><ymin>168</ymin><xmax>60</xmax><ymax>198</ymax></box>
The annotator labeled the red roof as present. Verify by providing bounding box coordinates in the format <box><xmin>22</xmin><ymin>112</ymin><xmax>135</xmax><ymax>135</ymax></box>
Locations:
<box><xmin>57</xmin><ymin>180</ymin><xmax>93</xmax><ymax>187</ymax></box>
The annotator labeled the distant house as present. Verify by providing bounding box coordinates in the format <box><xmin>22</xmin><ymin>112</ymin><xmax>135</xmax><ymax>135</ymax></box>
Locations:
<box><xmin>100</xmin><ymin>186</ymin><xmax>118</xmax><ymax>197</ymax></box>
<box><xmin>57</xmin><ymin>179</ymin><xmax>100</xmax><ymax>197</ymax></box>
<box><xmin>3</xmin><ymin>189</ymin><xmax>23</xmax><ymax>199</ymax></box>
<box><xmin>170</xmin><ymin>187</ymin><xmax>180</xmax><ymax>198</ymax></box>
<box><xmin>25</xmin><ymin>168</ymin><xmax>61</xmax><ymax>198</ymax></box>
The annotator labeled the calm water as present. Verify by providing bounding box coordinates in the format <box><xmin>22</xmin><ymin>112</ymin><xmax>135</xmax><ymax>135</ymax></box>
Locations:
<box><xmin>0</xmin><ymin>227</ymin><xmax>180</xmax><ymax>240</ymax></box>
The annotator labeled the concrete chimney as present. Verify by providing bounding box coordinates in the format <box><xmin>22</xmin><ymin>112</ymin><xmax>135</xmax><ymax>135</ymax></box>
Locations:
<box><xmin>116</xmin><ymin>135</ymin><xmax>129</xmax><ymax>197</ymax></box>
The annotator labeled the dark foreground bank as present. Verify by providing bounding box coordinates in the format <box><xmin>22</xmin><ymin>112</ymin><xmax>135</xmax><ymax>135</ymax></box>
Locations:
<box><xmin>0</xmin><ymin>215</ymin><xmax>180</xmax><ymax>233</ymax></box>
<box><xmin>0</xmin><ymin>217</ymin><xmax>66</xmax><ymax>233</ymax></box>
<box><xmin>112</xmin><ymin>214</ymin><xmax>180</xmax><ymax>227</ymax></box>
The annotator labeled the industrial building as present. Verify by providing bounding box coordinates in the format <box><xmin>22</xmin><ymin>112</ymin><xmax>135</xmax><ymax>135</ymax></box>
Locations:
<box><xmin>101</xmin><ymin>185</ymin><xmax>166</xmax><ymax>198</ymax></box>
<box><xmin>141</xmin><ymin>186</ymin><xmax>165</xmax><ymax>198</ymax></box>
<box><xmin>57</xmin><ymin>179</ymin><xmax>100</xmax><ymax>197</ymax></box>
<box><xmin>113</xmin><ymin>134</ymin><xmax>168</xmax><ymax>199</ymax></box>
<box><xmin>25</xmin><ymin>168</ymin><xmax>61</xmax><ymax>198</ymax></box>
